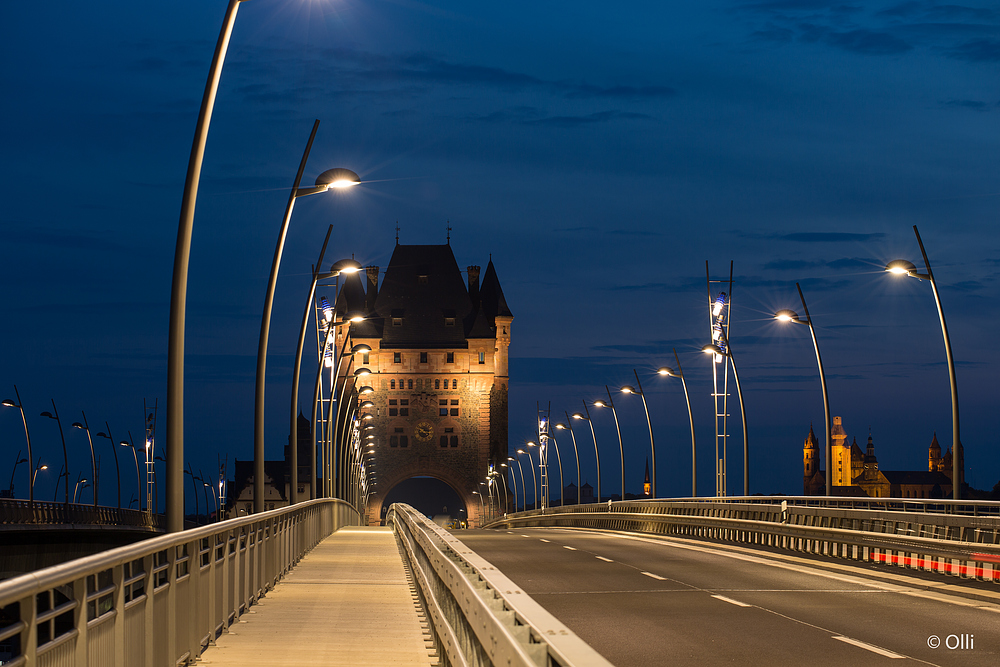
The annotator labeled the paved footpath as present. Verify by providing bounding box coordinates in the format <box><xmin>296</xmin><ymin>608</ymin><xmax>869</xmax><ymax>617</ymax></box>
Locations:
<box><xmin>201</xmin><ymin>526</ymin><xmax>437</xmax><ymax>666</ymax></box>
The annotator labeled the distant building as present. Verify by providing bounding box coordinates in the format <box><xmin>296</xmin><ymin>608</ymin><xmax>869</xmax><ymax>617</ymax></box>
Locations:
<box><xmin>335</xmin><ymin>242</ymin><xmax>512</xmax><ymax>525</ymax></box>
<box><xmin>803</xmin><ymin>417</ymin><xmax>953</xmax><ymax>498</ymax></box>
<box><xmin>224</xmin><ymin>459</ymin><xmax>288</xmax><ymax>517</ymax></box>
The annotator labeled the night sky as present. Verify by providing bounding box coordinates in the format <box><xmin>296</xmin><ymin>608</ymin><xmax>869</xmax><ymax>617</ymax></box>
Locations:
<box><xmin>2</xmin><ymin>1</ymin><xmax>998</xmax><ymax>511</ymax></box>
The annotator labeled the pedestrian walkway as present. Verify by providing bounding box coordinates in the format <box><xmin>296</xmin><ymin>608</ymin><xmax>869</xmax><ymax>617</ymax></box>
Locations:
<box><xmin>200</xmin><ymin>526</ymin><xmax>437</xmax><ymax>666</ymax></box>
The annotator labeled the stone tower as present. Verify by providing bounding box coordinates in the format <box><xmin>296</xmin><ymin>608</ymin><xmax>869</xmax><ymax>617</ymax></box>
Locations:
<box><xmin>803</xmin><ymin>424</ymin><xmax>820</xmax><ymax>495</ymax></box>
<box><xmin>338</xmin><ymin>243</ymin><xmax>512</xmax><ymax>525</ymax></box>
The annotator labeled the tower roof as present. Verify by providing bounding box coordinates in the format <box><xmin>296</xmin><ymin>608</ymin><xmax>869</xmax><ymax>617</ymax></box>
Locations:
<box><xmin>373</xmin><ymin>244</ymin><xmax>473</xmax><ymax>348</ymax></box>
<box><xmin>804</xmin><ymin>424</ymin><xmax>819</xmax><ymax>449</ymax></box>
<box><xmin>929</xmin><ymin>431</ymin><xmax>941</xmax><ymax>452</ymax></box>
<box><xmin>479</xmin><ymin>259</ymin><xmax>512</xmax><ymax>319</ymax></box>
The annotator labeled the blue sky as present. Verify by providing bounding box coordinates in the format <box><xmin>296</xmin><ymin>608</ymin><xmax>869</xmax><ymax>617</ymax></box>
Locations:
<box><xmin>2</xmin><ymin>1</ymin><xmax>998</xmax><ymax>508</ymax></box>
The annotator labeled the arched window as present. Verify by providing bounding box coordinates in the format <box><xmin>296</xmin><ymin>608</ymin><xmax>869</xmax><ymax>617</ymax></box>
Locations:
<box><xmin>452</xmin><ymin>379</ymin><xmax>458</xmax><ymax>389</ymax></box>
<box><xmin>390</xmin><ymin>379</ymin><xmax>396</xmax><ymax>389</ymax></box>
<box><xmin>435</xmin><ymin>379</ymin><xmax>440</xmax><ymax>389</ymax></box>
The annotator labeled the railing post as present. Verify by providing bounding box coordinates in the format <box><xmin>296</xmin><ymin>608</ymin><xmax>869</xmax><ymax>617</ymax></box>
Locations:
<box><xmin>113</xmin><ymin>562</ymin><xmax>126</xmax><ymax>666</ymax></box>
<box><xmin>71</xmin><ymin>576</ymin><xmax>86</xmax><ymax>666</ymax></box>
<box><xmin>142</xmin><ymin>554</ymin><xmax>154</xmax><ymax>667</ymax></box>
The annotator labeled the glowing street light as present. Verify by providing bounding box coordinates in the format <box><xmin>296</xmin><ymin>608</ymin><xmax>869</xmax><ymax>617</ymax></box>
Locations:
<box><xmin>508</xmin><ymin>456</ymin><xmax>525</xmax><ymax>512</ymax></box>
<box><xmin>31</xmin><ymin>460</ymin><xmax>48</xmax><ymax>492</ymax></box>
<box><xmin>517</xmin><ymin>448</ymin><xmax>537</xmax><ymax>510</ymax></box>
<box><xmin>2</xmin><ymin>386</ymin><xmax>34</xmax><ymax>504</ymax></box>
<box><xmin>593</xmin><ymin>386</ymin><xmax>625</xmax><ymax>501</ymax></box>
<box><xmin>620</xmin><ymin>369</ymin><xmax>656</xmax><ymax>498</ymax></box>
<box><xmin>73</xmin><ymin>478</ymin><xmax>89</xmax><ymax>504</ymax></box>
<box><xmin>774</xmin><ymin>283</ymin><xmax>831</xmax><ymax>496</ymax></box>
<box><xmin>572</xmin><ymin>402</ymin><xmax>602</xmax><ymax>503</ymax></box>
<box><xmin>658</xmin><ymin>349</ymin><xmax>697</xmax><ymax>496</ymax></box>
<box><xmin>886</xmin><ymin>226</ymin><xmax>962</xmax><ymax>499</ymax></box>
<box><xmin>39</xmin><ymin>400</ymin><xmax>69</xmax><ymax>506</ymax></box>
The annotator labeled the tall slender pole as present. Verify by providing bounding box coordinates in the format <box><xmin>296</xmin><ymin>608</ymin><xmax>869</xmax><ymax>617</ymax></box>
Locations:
<box><xmin>561</xmin><ymin>414</ymin><xmax>582</xmax><ymax>504</ymax></box>
<box><xmin>580</xmin><ymin>400</ymin><xmax>601</xmax><ymax>503</ymax></box>
<box><xmin>289</xmin><ymin>226</ymin><xmax>333</xmax><ymax>505</ymax></box>
<box><xmin>78</xmin><ymin>412</ymin><xmax>97</xmax><ymax>507</ymax></box>
<box><xmin>5</xmin><ymin>386</ymin><xmax>34</xmax><ymax>504</ymax></box>
<box><xmin>726</xmin><ymin>347</ymin><xmax>749</xmax><ymax>496</ymax></box>
<box><xmin>546</xmin><ymin>436</ymin><xmax>564</xmax><ymax>506</ymax></box>
<box><xmin>510</xmin><ymin>459</ymin><xmax>524</xmax><ymax>511</ymax></box>
<box><xmin>603</xmin><ymin>387</ymin><xmax>626</xmax><ymax>501</ymax></box>
<box><xmin>126</xmin><ymin>432</ymin><xmax>142</xmax><ymax>510</ymax></box>
<box><xmin>43</xmin><ymin>400</ymin><xmax>69</xmax><ymax>506</ymax></box>
<box><xmin>521</xmin><ymin>450</ymin><xmax>537</xmax><ymax>509</ymax></box>
<box><xmin>794</xmin><ymin>285</ymin><xmax>831</xmax><ymax>497</ymax></box>
<box><xmin>254</xmin><ymin>119</ymin><xmax>321</xmax><ymax>514</ymax></box>
<box><xmin>913</xmin><ymin>226</ymin><xmax>962</xmax><ymax>499</ymax></box>
<box><xmin>166</xmin><ymin>0</ymin><xmax>246</xmax><ymax>533</ymax></box>
<box><xmin>672</xmin><ymin>350</ymin><xmax>697</xmax><ymax>497</ymax></box>
<box><xmin>632</xmin><ymin>370</ymin><xmax>656</xmax><ymax>498</ymax></box>
<box><xmin>96</xmin><ymin>424</ymin><xmax>121</xmax><ymax>509</ymax></box>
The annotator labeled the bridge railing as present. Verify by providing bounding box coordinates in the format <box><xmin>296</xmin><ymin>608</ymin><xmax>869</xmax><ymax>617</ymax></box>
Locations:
<box><xmin>487</xmin><ymin>496</ymin><xmax>1000</xmax><ymax>583</ymax></box>
<box><xmin>388</xmin><ymin>503</ymin><xmax>612</xmax><ymax>667</ymax></box>
<box><xmin>0</xmin><ymin>498</ymin><xmax>360</xmax><ymax>667</ymax></box>
<box><xmin>0</xmin><ymin>499</ymin><xmax>164</xmax><ymax>531</ymax></box>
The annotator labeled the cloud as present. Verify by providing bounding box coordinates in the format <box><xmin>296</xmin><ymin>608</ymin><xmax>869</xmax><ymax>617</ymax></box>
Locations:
<box><xmin>941</xmin><ymin>98</ymin><xmax>990</xmax><ymax>110</ymax></box>
<box><xmin>800</xmin><ymin>25</ymin><xmax>914</xmax><ymax>55</ymax></box>
<box><xmin>525</xmin><ymin>110</ymin><xmax>653</xmax><ymax>128</ymax></box>
<box><xmin>780</xmin><ymin>232</ymin><xmax>886</xmax><ymax>242</ymax></box>
<box><xmin>763</xmin><ymin>259</ymin><xmax>824</xmax><ymax>270</ymax></box>
<box><xmin>946</xmin><ymin>39</ymin><xmax>1000</xmax><ymax>61</ymax></box>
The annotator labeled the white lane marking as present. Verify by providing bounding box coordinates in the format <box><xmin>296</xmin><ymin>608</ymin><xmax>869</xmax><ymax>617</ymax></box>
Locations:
<box><xmin>833</xmin><ymin>636</ymin><xmax>905</xmax><ymax>659</ymax></box>
<box><xmin>711</xmin><ymin>594</ymin><xmax>750</xmax><ymax>607</ymax></box>
<box><xmin>539</xmin><ymin>539</ymin><xmax>550</xmax><ymax>543</ymax></box>
<box><xmin>563</xmin><ymin>546</ymin><xmax>577</xmax><ymax>551</ymax></box>
<box><xmin>520</xmin><ymin>534</ymin><xmax>531</xmax><ymax>538</ymax></box>
<box><xmin>641</xmin><ymin>571</ymin><xmax>667</xmax><ymax>581</ymax></box>
<box><xmin>596</xmin><ymin>556</ymin><xmax>613</xmax><ymax>562</ymax></box>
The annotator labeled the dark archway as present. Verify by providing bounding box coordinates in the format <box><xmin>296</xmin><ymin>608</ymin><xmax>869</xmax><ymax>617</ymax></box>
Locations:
<box><xmin>381</xmin><ymin>476</ymin><xmax>467</xmax><ymax>524</ymax></box>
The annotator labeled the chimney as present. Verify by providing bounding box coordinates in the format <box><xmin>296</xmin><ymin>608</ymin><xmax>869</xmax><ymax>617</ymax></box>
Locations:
<box><xmin>365</xmin><ymin>266</ymin><xmax>379</xmax><ymax>313</ymax></box>
<box><xmin>467</xmin><ymin>265</ymin><xmax>481</xmax><ymax>307</ymax></box>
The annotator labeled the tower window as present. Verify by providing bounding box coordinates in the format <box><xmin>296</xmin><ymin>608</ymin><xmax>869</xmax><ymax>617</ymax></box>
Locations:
<box><xmin>390</xmin><ymin>379</ymin><xmax>396</xmax><ymax>389</ymax></box>
<box><xmin>393</xmin><ymin>352</ymin><xmax>401</xmax><ymax>364</ymax></box>
<box><xmin>452</xmin><ymin>379</ymin><xmax>457</xmax><ymax>389</ymax></box>
<box><xmin>478</xmin><ymin>352</ymin><xmax>485</xmax><ymax>364</ymax></box>
<box><xmin>407</xmin><ymin>379</ymin><xmax>413</xmax><ymax>390</ymax></box>
<box><xmin>445</xmin><ymin>317</ymin><xmax>455</xmax><ymax>327</ymax></box>
<box><xmin>447</xmin><ymin>352</ymin><xmax>454</xmax><ymax>364</ymax></box>
<box><xmin>450</xmin><ymin>435</ymin><xmax>459</xmax><ymax>447</ymax></box>
<box><xmin>420</xmin><ymin>352</ymin><xmax>428</xmax><ymax>364</ymax></box>
<box><xmin>362</xmin><ymin>352</ymin><xmax>370</xmax><ymax>364</ymax></box>
<box><xmin>418</xmin><ymin>275</ymin><xmax>428</xmax><ymax>284</ymax></box>
<box><xmin>392</xmin><ymin>318</ymin><xmax>403</xmax><ymax>326</ymax></box>
<box><xmin>399</xmin><ymin>435</ymin><xmax>409</xmax><ymax>448</ymax></box>
<box><xmin>440</xmin><ymin>436</ymin><xmax>448</xmax><ymax>448</ymax></box>
<box><xmin>434</xmin><ymin>379</ymin><xmax>440</xmax><ymax>389</ymax></box>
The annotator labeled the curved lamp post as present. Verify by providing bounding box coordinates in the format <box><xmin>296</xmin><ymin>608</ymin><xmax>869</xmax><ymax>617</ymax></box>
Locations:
<box><xmin>572</xmin><ymin>401</ymin><xmax>602</xmax><ymax>502</ymax></box>
<box><xmin>31</xmin><ymin>460</ymin><xmax>48</xmax><ymax>493</ymax></box>
<box><xmin>775</xmin><ymin>282</ymin><xmax>831</xmax><ymax>497</ymax></box>
<box><xmin>167</xmin><ymin>0</ymin><xmax>253</xmax><ymax>533</ymax></box>
<box><xmin>701</xmin><ymin>340</ymin><xmax>749</xmax><ymax>496</ymax></box>
<box><xmin>95</xmin><ymin>424</ymin><xmax>121</xmax><ymax>509</ymax></box>
<box><xmin>471</xmin><ymin>490</ymin><xmax>485</xmax><ymax>526</ymax></box>
<box><xmin>658</xmin><ymin>348</ymin><xmax>697</xmax><ymax>497</ymax></box>
<box><xmin>594</xmin><ymin>386</ymin><xmax>625</xmax><ymax>501</ymax></box>
<box><xmin>71</xmin><ymin>412</ymin><xmax>98</xmax><ymax>507</ymax></box>
<box><xmin>621</xmin><ymin>369</ymin><xmax>656</xmax><ymax>498</ymax></box>
<box><xmin>508</xmin><ymin>456</ymin><xmax>524</xmax><ymax>512</ymax></box>
<box><xmin>252</xmin><ymin>117</ymin><xmax>361</xmax><ymax>513</ymax></box>
<box><xmin>39</xmin><ymin>400</ymin><xmax>69</xmax><ymax>506</ymax></box>
<box><xmin>73</xmin><ymin>478</ymin><xmax>88</xmax><ymax>504</ymax></box>
<box><xmin>555</xmin><ymin>417</ymin><xmax>581</xmax><ymax>504</ymax></box>
<box><xmin>2</xmin><ymin>386</ymin><xmax>34</xmax><ymax>503</ymax></box>
<box><xmin>7</xmin><ymin>451</ymin><xmax>27</xmax><ymax>497</ymax></box>
<box><xmin>886</xmin><ymin>225</ymin><xmax>961</xmax><ymax>499</ymax></box>
<box><xmin>121</xmin><ymin>433</ymin><xmax>142</xmax><ymax>510</ymax></box>
<box><xmin>496</xmin><ymin>464</ymin><xmax>509</xmax><ymax>514</ymax></box>
<box><xmin>517</xmin><ymin>448</ymin><xmax>537</xmax><ymax>510</ymax></box>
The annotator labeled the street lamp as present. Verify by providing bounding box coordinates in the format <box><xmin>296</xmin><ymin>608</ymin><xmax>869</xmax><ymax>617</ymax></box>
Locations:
<box><xmin>701</xmin><ymin>341</ymin><xmax>749</xmax><ymax>496</ymax></box>
<box><xmin>2</xmin><ymin>386</ymin><xmax>34</xmax><ymax>503</ymax></box>
<box><xmin>572</xmin><ymin>400</ymin><xmax>602</xmax><ymax>502</ymax></box>
<box><xmin>31</xmin><ymin>460</ymin><xmax>48</xmax><ymax>492</ymax></box>
<box><xmin>508</xmin><ymin>456</ymin><xmax>524</xmax><ymax>512</ymax></box>
<box><xmin>120</xmin><ymin>434</ymin><xmax>142</xmax><ymax>511</ymax></box>
<box><xmin>517</xmin><ymin>448</ymin><xmax>537</xmax><ymax>510</ymax></box>
<box><xmin>167</xmin><ymin>0</ymin><xmax>257</xmax><ymax>533</ymax></box>
<box><xmin>253</xmin><ymin>118</ymin><xmax>361</xmax><ymax>513</ymax></box>
<box><xmin>7</xmin><ymin>451</ymin><xmax>27</xmax><ymax>498</ymax></box>
<box><xmin>73</xmin><ymin>478</ymin><xmax>88</xmax><ymax>504</ymax></box>
<box><xmin>39</xmin><ymin>400</ymin><xmax>69</xmax><ymax>506</ymax></box>
<box><xmin>555</xmin><ymin>418</ymin><xmax>581</xmax><ymax>505</ymax></box>
<box><xmin>886</xmin><ymin>225</ymin><xmax>962</xmax><ymax>499</ymax></box>
<box><xmin>71</xmin><ymin>412</ymin><xmax>98</xmax><ymax>507</ymax></box>
<box><xmin>471</xmin><ymin>490</ymin><xmax>484</xmax><ymax>526</ymax></box>
<box><xmin>95</xmin><ymin>424</ymin><xmax>121</xmax><ymax>509</ymax></box>
<box><xmin>658</xmin><ymin>348</ymin><xmax>697</xmax><ymax>497</ymax></box>
<box><xmin>594</xmin><ymin>386</ymin><xmax>625</xmax><ymax>501</ymax></box>
<box><xmin>775</xmin><ymin>283</ymin><xmax>831</xmax><ymax>497</ymax></box>
<box><xmin>621</xmin><ymin>369</ymin><xmax>656</xmax><ymax>498</ymax></box>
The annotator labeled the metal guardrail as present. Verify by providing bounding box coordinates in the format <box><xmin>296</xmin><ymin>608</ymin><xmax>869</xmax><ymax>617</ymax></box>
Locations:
<box><xmin>388</xmin><ymin>503</ymin><xmax>613</xmax><ymax>667</ymax></box>
<box><xmin>487</xmin><ymin>497</ymin><xmax>1000</xmax><ymax>582</ymax></box>
<box><xmin>0</xmin><ymin>498</ymin><xmax>360</xmax><ymax>666</ymax></box>
<box><xmin>0</xmin><ymin>499</ymin><xmax>164</xmax><ymax>531</ymax></box>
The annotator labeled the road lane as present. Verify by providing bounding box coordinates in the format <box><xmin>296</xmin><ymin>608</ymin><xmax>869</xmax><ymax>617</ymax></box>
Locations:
<box><xmin>455</xmin><ymin>527</ymin><xmax>1000</xmax><ymax>666</ymax></box>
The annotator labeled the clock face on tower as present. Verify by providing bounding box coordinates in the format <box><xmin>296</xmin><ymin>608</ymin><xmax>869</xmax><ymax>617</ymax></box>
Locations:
<box><xmin>414</xmin><ymin>421</ymin><xmax>434</xmax><ymax>442</ymax></box>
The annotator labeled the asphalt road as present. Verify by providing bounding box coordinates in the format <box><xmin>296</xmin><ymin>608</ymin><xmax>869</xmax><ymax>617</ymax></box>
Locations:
<box><xmin>454</xmin><ymin>527</ymin><xmax>1000</xmax><ymax>666</ymax></box>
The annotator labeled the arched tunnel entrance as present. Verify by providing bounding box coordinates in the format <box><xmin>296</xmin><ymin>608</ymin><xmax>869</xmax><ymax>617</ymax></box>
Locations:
<box><xmin>379</xmin><ymin>476</ymin><xmax>468</xmax><ymax>527</ymax></box>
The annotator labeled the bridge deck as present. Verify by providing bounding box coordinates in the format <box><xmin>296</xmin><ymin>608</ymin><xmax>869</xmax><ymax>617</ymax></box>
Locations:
<box><xmin>201</xmin><ymin>526</ymin><xmax>436</xmax><ymax>666</ymax></box>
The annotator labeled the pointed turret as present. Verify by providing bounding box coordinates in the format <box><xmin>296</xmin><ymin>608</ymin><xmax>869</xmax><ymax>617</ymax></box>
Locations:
<box><xmin>928</xmin><ymin>432</ymin><xmax>942</xmax><ymax>472</ymax></box>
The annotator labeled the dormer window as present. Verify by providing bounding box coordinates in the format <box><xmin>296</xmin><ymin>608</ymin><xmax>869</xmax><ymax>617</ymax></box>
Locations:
<box><xmin>445</xmin><ymin>317</ymin><xmax>455</xmax><ymax>327</ymax></box>
<box><xmin>418</xmin><ymin>275</ymin><xmax>428</xmax><ymax>284</ymax></box>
